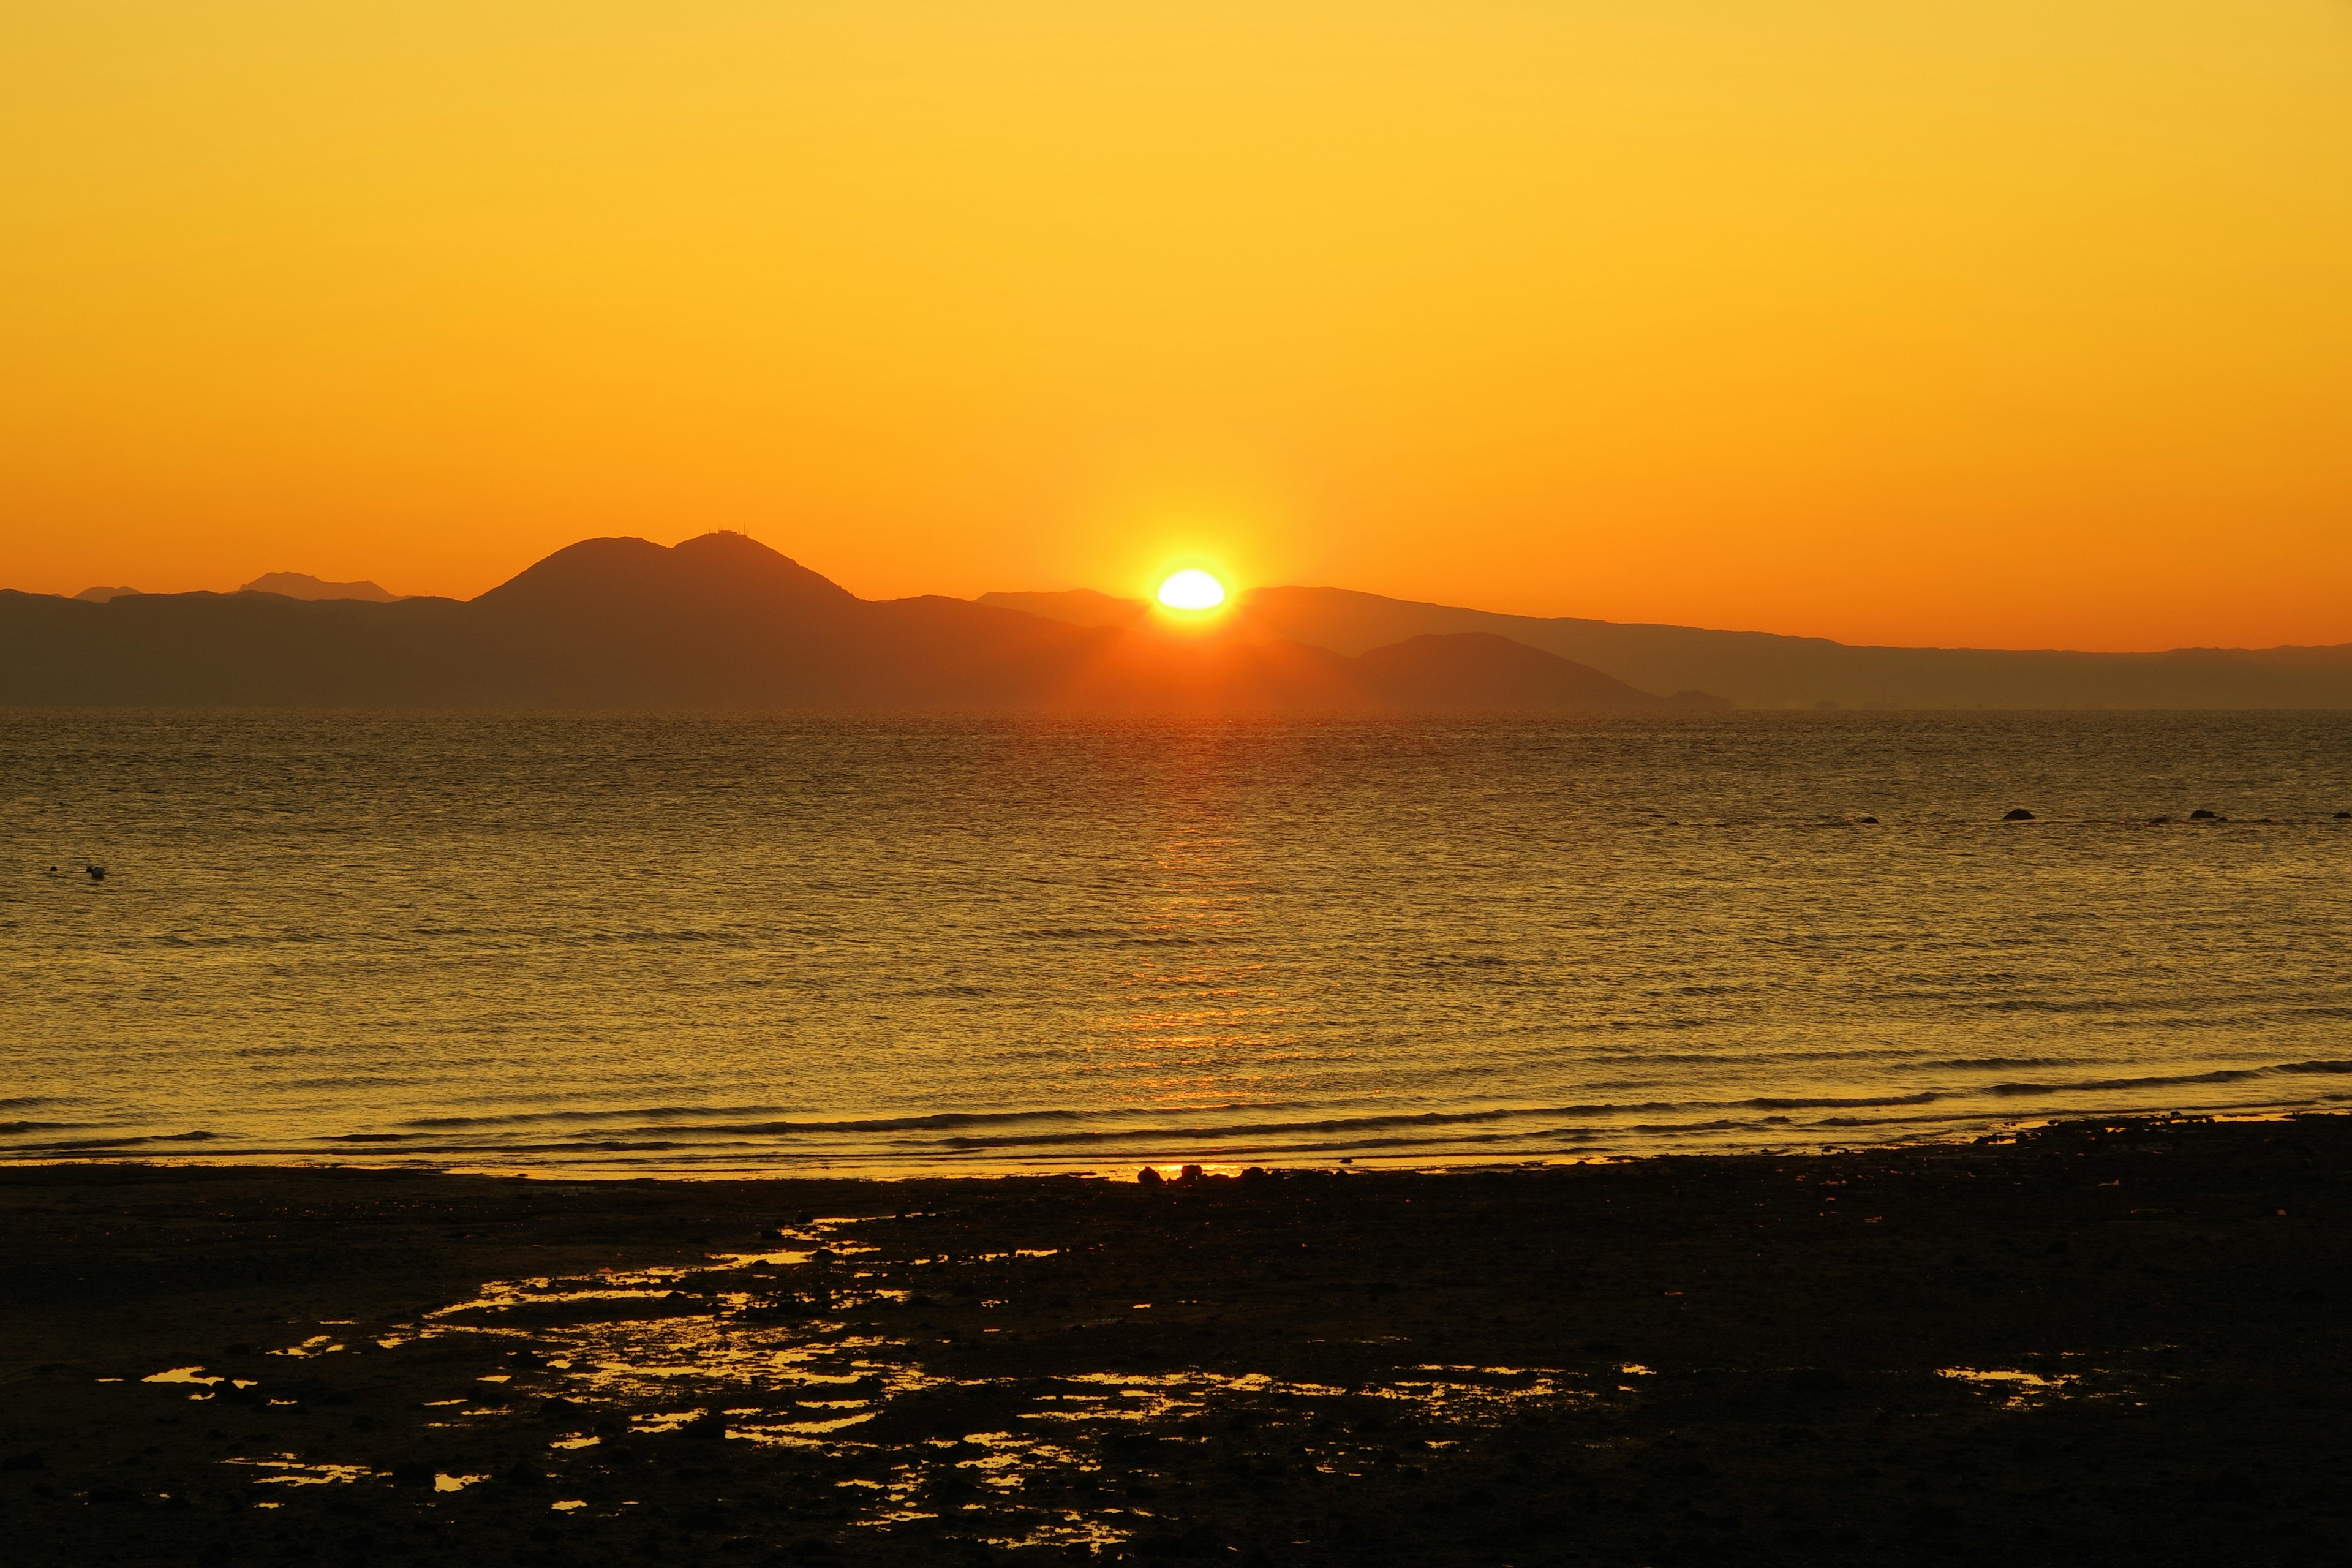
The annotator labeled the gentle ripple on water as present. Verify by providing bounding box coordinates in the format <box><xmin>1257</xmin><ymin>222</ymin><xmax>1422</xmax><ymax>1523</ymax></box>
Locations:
<box><xmin>3</xmin><ymin>710</ymin><xmax>2350</xmax><ymax>1174</ymax></box>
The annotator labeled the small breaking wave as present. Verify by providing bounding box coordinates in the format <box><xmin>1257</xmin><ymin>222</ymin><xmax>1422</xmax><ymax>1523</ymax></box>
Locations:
<box><xmin>1988</xmin><ymin>1060</ymin><xmax>2352</xmax><ymax>1097</ymax></box>
<box><xmin>16</xmin><ymin>1049</ymin><xmax>2348</xmax><ymax>1174</ymax></box>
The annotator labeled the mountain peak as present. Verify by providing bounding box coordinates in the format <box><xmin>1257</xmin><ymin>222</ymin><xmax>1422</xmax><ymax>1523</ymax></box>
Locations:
<box><xmin>472</xmin><ymin>532</ymin><xmax>861</xmax><ymax>615</ymax></box>
<box><xmin>241</xmin><ymin>571</ymin><xmax>399</xmax><ymax>602</ymax></box>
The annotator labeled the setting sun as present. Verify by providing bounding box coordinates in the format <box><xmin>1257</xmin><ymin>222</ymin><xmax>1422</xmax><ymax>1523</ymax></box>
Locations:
<box><xmin>1156</xmin><ymin>570</ymin><xmax>1227</xmax><ymax>612</ymax></box>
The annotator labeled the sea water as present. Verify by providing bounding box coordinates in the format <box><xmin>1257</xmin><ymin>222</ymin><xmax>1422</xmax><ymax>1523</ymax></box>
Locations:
<box><xmin>4</xmin><ymin>710</ymin><xmax>2350</xmax><ymax>1175</ymax></box>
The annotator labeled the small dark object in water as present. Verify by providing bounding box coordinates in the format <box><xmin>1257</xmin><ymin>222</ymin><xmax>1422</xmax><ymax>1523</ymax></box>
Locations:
<box><xmin>2190</xmin><ymin>809</ymin><xmax>2217</xmax><ymax>820</ymax></box>
<box><xmin>1137</xmin><ymin>1167</ymin><xmax>1164</xmax><ymax>1186</ymax></box>
<box><xmin>2149</xmin><ymin>816</ymin><xmax>2171</xmax><ymax>824</ymax></box>
<box><xmin>1856</xmin><ymin>816</ymin><xmax>1879</xmax><ymax>824</ymax></box>
<box><xmin>2336</xmin><ymin>811</ymin><xmax>2350</xmax><ymax>820</ymax></box>
<box><xmin>85</xmin><ymin>863</ymin><xmax>105</xmax><ymax>880</ymax></box>
<box><xmin>2002</xmin><ymin>809</ymin><xmax>2034</xmax><ymax>821</ymax></box>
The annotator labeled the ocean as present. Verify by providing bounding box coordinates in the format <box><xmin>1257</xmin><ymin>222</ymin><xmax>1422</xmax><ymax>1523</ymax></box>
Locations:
<box><xmin>5</xmin><ymin>710</ymin><xmax>2350</xmax><ymax>1176</ymax></box>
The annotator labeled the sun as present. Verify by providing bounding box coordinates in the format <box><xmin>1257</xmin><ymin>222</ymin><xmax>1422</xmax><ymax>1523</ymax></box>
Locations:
<box><xmin>1156</xmin><ymin>569</ymin><xmax>1227</xmax><ymax>612</ymax></box>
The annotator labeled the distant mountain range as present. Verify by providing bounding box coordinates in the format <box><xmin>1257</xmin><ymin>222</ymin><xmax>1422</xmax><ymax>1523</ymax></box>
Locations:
<box><xmin>986</xmin><ymin>589</ymin><xmax>2352</xmax><ymax>710</ymax></box>
<box><xmin>6</xmin><ymin>531</ymin><xmax>2348</xmax><ymax>710</ymax></box>
<box><xmin>0</xmin><ymin>533</ymin><xmax>1717</xmax><ymax>712</ymax></box>
<box><xmin>238</xmin><ymin>571</ymin><xmax>401</xmax><ymax>602</ymax></box>
<box><xmin>73</xmin><ymin>572</ymin><xmax>400</xmax><ymax>604</ymax></box>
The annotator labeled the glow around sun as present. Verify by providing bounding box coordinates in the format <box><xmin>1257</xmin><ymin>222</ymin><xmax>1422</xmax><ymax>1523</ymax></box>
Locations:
<box><xmin>1156</xmin><ymin>569</ymin><xmax>1227</xmax><ymax>612</ymax></box>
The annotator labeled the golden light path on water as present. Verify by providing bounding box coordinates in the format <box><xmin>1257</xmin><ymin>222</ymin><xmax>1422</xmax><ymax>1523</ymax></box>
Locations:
<box><xmin>5</xmin><ymin>711</ymin><xmax>2352</xmax><ymax>1175</ymax></box>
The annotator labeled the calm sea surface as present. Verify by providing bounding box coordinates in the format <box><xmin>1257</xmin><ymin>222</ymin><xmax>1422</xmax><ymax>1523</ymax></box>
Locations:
<box><xmin>5</xmin><ymin>711</ymin><xmax>2350</xmax><ymax>1176</ymax></box>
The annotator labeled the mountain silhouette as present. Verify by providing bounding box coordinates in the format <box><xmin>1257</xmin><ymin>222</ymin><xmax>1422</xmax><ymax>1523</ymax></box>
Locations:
<box><xmin>241</xmin><ymin>572</ymin><xmax>401</xmax><ymax>602</ymax></box>
<box><xmin>988</xmin><ymin>585</ymin><xmax>2352</xmax><ymax>710</ymax></box>
<box><xmin>1355</xmin><ymin>633</ymin><xmax>1722</xmax><ymax>712</ymax></box>
<box><xmin>977</xmin><ymin>589</ymin><xmax>1150</xmax><ymax>631</ymax></box>
<box><xmin>16</xmin><ymin>533</ymin><xmax>2352</xmax><ymax>708</ymax></box>
<box><xmin>0</xmin><ymin>532</ymin><xmax>1710</xmax><ymax>712</ymax></box>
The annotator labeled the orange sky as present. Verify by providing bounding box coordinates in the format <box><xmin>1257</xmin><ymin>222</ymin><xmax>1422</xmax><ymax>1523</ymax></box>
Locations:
<box><xmin>5</xmin><ymin>2</ymin><xmax>2350</xmax><ymax>650</ymax></box>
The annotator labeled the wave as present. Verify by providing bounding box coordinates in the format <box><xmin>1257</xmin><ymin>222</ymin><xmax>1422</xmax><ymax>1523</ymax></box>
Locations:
<box><xmin>15</xmin><ymin>1054</ymin><xmax>2350</xmax><ymax>1170</ymax></box>
<box><xmin>3</xmin><ymin>1128</ymin><xmax>228</xmax><ymax>1152</ymax></box>
<box><xmin>1989</xmin><ymin>1060</ymin><xmax>2352</xmax><ymax>1096</ymax></box>
<box><xmin>402</xmin><ymin>1103</ymin><xmax>811</xmax><ymax>1128</ymax></box>
<box><xmin>1741</xmin><ymin>1093</ymin><xmax>1941</xmax><ymax>1110</ymax></box>
<box><xmin>402</xmin><ymin>1101</ymin><xmax>1336</xmax><ymax>1136</ymax></box>
<box><xmin>391</xmin><ymin>1059</ymin><xmax>2352</xmax><ymax>1143</ymax></box>
<box><xmin>335</xmin><ymin>1057</ymin><xmax>2352</xmax><ymax>1156</ymax></box>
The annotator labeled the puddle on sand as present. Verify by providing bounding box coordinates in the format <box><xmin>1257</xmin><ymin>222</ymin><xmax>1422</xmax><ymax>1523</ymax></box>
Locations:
<box><xmin>984</xmin><ymin>1508</ymin><xmax>1138</xmax><ymax>1553</ymax></box>
<box><xmin>230</xmin><ymin>1458</ymin><xmax>383</xmax><ymax>1487</ymax></box>
<box><xmin>1939</xmin><ymin>1368</ymin><xmax>2082</xmax><ymax>1410</ymax></box>
<box><xmin>270</xmin><ymin>1335</ymin><xmax>345</xmax><ymax>1359</ymax></box>
<box><xmin>1030</xmin><ymin>1365</ymin><xmax>1578</xmax><ymax>1425</ymax></box>
<box><xmin>138</xmin><ymin>1366</ymin><xmax>260</xmax><ymax>1402</ymax></box>
<box><xmin>197</xmin><ymin>1213</ymin><xmax>1596</xmax><ymax>1544</ymax></box>
<box><xmin>1937</xmin><ymin>1355</ymin><xmax>2162</xmax><ymax>1411</ymax></box>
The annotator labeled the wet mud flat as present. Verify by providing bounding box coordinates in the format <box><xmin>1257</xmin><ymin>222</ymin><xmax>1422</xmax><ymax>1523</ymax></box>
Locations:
<box><xmin>3</xmin><ymin>1115</ymin><xmax>2348</xmax><ymax>1568</ymax></box>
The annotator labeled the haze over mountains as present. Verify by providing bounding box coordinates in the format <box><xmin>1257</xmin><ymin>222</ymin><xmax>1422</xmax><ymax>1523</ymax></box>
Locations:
<box><xmin>6</xmin><ymin>530</ymin><xmax>2350</xmax><ymax>710</ymax></box>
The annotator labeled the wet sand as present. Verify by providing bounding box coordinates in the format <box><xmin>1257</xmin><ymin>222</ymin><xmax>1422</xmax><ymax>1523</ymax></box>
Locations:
<box><xmin>4</xmin><ymin>1114</ymin><xmax>2347</xmax><ymax>1567</ymax></box>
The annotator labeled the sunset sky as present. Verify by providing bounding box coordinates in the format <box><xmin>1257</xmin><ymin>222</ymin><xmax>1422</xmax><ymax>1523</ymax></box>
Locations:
<box><xmin>5</xmin><ymin>2</ymin><xmax>2350</xmax><ymax>650</ymax></box>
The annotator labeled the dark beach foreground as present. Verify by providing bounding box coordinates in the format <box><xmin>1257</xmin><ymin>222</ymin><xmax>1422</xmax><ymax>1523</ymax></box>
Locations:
<box><xmin>4</xmin><ymin>1116</ymin><xmax>2346</xmax><ymax>1567</ymax></box>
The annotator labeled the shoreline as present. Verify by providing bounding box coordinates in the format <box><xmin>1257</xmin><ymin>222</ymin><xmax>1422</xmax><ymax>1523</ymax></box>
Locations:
<box><xmin>6</xmin><ymin>1100</ymin><xmax>2341</xmax><ymax>1183</ymax></box>
<box><xmin>6</xmin><ymin>1112</ymin><xmax>2348</xmax><ymax>1565</ymax></box>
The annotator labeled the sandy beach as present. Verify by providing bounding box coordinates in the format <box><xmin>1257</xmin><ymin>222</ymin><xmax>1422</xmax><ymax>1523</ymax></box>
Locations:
<box><xmin>4</xmin><ymin>1114</ymin><xmax>2346</xmax><ymax>1567</ymax></box>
